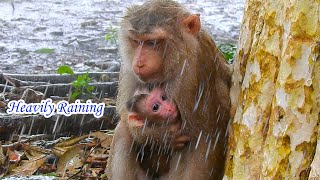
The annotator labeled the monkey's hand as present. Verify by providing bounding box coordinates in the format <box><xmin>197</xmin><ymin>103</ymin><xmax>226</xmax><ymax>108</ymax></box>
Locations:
<box><xmin>172</xmin><ymin>134</ymin><xmax>191</xmax><ymax>150</ymax></box>
<box><xmin>169</xmin><ymin>121</ymin><xmax>191</xmax><ymax>150</ymax></box>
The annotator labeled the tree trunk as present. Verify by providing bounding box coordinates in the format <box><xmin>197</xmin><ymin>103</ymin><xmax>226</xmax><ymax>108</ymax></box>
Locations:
<box><xmin>225</xmin><ymin>0</ymin><xmax>320</xmax><ymax>179</ymax></box>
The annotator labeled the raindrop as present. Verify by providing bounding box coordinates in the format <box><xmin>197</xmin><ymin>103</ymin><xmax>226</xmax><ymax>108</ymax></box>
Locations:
<box><xmin>157</xmin><ymin>144</ymin><xmax>162</xmax><ymax>155</ymax></box>
<box><xmin>162</xmin><ymin>129</ymin><xmax>169</xmax><ymax>142</ymax></box>
<box><xmin>156</xmin><ymin>161</ymin><xmax>160</xmax><ymax>173</ymax></box>
<box><xmin>162</xmin><ymin>42</ymin><xmax>168</xmax><ymax>59</ymax></box>
<box><xmin>140</xmin><ymin>151</ymin><xmax>145</xmax><ymax>163</ymax></box>
<box><xmin>263</xmin><ymin>116</ymin><xmax>270</xmax><ymax>134</ymax></box>
<box><xmin>52</xmin><ymin>115</ymin><xmax>60</xmax><ymax>133</ymax></box>
<box><xmin>142</xmin><ymin>118</ymin><xmax>147</xmax><ymax>134</ymax></box>
<box><xmin>166</xmin><ymin>156</ymin><xmax>170</xmax><ymax>164</ymax></box>
<box><xmin>193</xmin><ymin>80</ymin><xmax>205</xmax><ymax>112</ymax></box>
<box><xmin>225</xmin><ymin>118</ymin><xmax>232</xmax><ymax>138</ymax></box>
<box><xmin>145</xmin><ymin>169</ymin><xmax>150</xmax><ymax>178</ymax></box>
<box><xmin>67</xmin><ymin>85</ymin><xmax>73</xmax><ymax>102</ymax></box>
<box><xmin>202</xmin><ymin>93</ymin><xmax>209</xmax><ymax>114</ymax></box>
<box><xmin>11</xmin><ymin>2</ymin><xmax>15</xmax><ymax>15</ymax></box>
<box><xmin>257</xmin><ymin>113</ymin><xmax>263</xmax><ymax>125</ymax></box>
<box><xmin>216</xmin><ymin>112</ymin><xmax>221</xmax><ymax>123</ymax></box>
<box><xmin>98</xmin><ymin>90</ymin><xmax>103</xmax><ymax>100</ymax></box>
<box><xmin>205</xmin><ymin>134</ymin><xmax>210</xmax><ymax>143</ymax></box>
<box><xmin>2</xmin><ymin>80</ymin><xmax>8</xmax><ymax>94</ymax></box>
<box><xmin>79</xmin><ymin>114</ymin><xmax>85</xmax><ymax>127</ymax></box>
<box><xmin>213</xmin><ymin>130</ymin><xmax>221</xmax><ymax>151</ymax></box>
<box><xmin>216</xmin><ymin>105</ymin><xmax>221</xmax><ymax>115</ymax></box>
<box><xmin>129</xmin><ymin>138</ymin><xmax>135</xmax><ymax>153</ymax></box>
<box><xmin>18</xmin><ymin>124</ymin><xmax>26</xmax><ymax>142</ymax></box>
<box><xmin>153</xmin><ymin>40</ymin><xmax>157</xmax><ymax>49</ymax></box>
<box><xmin>175</xmin><ymin>153</ymin><xmax>182</xmax><ymax>170</ymax></box>
<box><xmin>181</xmin><ymin>120</ymin><xmax>187</xmax><ymax>130</ymax></box>
<box><xmin>134</xmin><ymin>41</ymin><xmax>144</xmax><ymax>64</ymax></box>
<box><xmin>180</xmin><ymin>59</ymin><xmax>187</xmax><ymax>76</ymax></box>
<box><xmin>209</xmin><ymin>168</ymin><xmax>214</xmax><ymax>176</ymax></box>
<box><xmin>195</xmin><ymin>131</ymin><xmax>203</xmax><ymax>150</ymax></box>
<box><xmin>43</xmin><ymin>82</ymin><xmax>49</xmax><ymax>99</ymax></box>
<box><xmin>212</xmin><ymin>53</ymin><xmax>218</xmax><ymax>63</ymax></box>
<box><xmin>224</xmin><ymin>145</ymin><xmax>228</xmax><ymax>155</ymax></box>
<box><xmin>205</xmin><ymin>138</ymin><xmax>212</xmax><ymax>162</ymax></box>
<box><xmin>28</xmin><ymin>116</ymin><xmax>36</xmax><ymax>135</ymax></box>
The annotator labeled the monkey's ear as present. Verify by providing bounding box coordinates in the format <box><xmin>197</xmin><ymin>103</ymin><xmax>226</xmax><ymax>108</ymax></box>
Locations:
<box><xmin>128</xmin><ymin>113</ymin><xmax>145</xmax><ymax>127</ymax></box>
<box><xmin>181</xmin><ymin>14</ymin><xmax>201</xmax><ymax>35</ymax></box>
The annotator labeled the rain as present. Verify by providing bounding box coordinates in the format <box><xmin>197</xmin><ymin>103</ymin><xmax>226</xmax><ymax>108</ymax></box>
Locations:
<box><xmin>0</xmin><ymin>0</ymin><xmax>245</xmax><ymax>179</ymax></box>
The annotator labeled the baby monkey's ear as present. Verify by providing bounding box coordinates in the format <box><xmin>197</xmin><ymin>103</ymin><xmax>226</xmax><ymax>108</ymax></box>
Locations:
<box><xmin>128</xmin><ymin>112</ymin><xmax>145</xmax><ymax>127</ymax></box>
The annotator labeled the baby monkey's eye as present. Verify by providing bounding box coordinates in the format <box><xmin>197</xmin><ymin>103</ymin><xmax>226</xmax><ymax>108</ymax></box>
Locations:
<box><xmin>161</xmin><ymin>95</ymin><xmax>167</xmax><ymax>101</ymax></box>
<box><xmin>152</xmin><ymin>103</ymin><xmax>160</xmax><ymax>112</ymax></box>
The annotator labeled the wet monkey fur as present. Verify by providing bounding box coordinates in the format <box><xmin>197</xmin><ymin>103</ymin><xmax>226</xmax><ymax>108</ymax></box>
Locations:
<box><xmin>107</xmin><ymin>0</ymin><xmax>232</xmax><ymax>179</ymax></box>
<box><xmin>126</xmin><ymin>87</ymin><xmax>188</xmax><ymax>178</ymax></box>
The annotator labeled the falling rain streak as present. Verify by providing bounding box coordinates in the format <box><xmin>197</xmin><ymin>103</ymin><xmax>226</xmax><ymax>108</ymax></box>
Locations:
<box><xmin>180</xmin><ymin>59</ymin><xmax>187</xmax><ymax>76</ymax></box>
<box><xmin>162</xmin><ymin>42</ymin><xmax>168</xmax><ymax>59</ymax></box>
<box><xmin>213</xmin><ymin>130</ymin><xmax>221</xmax><ymax>151</ymax></box>
<box><xmin>195</xmin><ymin>130</ymin><xmax>203</xmax><ymax>150</ymax></box>
<box><xmin>193</xmin><ymin>80</ymin><xmax>205</xmax><ymax>112</ymax></box>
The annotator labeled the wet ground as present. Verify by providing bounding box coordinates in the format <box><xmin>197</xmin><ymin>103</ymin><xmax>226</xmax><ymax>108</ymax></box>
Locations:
<box><xmin>0</xmin><ymin>0</ymin><xmax>245</xmax><ymax>74</ymax></box>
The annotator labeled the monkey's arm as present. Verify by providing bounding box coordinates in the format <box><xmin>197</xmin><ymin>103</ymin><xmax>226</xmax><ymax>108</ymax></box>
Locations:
<box><xmin>107</xmin><ymin>120</ymin><xmax>148</xmax><ymax>180</ymax></box>
<box><xmin>164</xmin><ymin>138</ymin><xmax>226</xmax><ymax>180</ymax></box>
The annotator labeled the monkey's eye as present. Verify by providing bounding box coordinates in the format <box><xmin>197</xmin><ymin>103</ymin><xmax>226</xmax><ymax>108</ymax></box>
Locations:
<box><xmin>161</xmin><ymin>95</ymin><xmax>167</xmax><ymax>101</ymax></box>
<box><xmin>132</xmin><ymin>39</ymin><xmax>143</xmax><ymax>45</ymax></box>
<box><xmin>145</xmin><ymin>39</ymin><xmax>160</xmax><ymax>47</ymax></box>
<box><xmin>152</xmin><ymin>103</ymin><xmax>160</xmax><ymax>112</ymax></box>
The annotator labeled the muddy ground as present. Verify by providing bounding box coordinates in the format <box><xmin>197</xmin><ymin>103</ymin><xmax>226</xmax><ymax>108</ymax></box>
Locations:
<box><xmin>0</xmin><ymin>0</ymin><xmax>244</xmax><ymax>74</ymax></box>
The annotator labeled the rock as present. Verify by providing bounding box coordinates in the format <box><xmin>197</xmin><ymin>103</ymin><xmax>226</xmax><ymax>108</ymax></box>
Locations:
<box><xmin>21</xmin><ymin>88</ymin><xmax>44</xmax><ymax>103</ymax></box>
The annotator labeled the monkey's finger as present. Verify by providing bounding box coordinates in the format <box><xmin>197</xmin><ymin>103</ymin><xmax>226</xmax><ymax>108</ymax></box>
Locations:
<box><xmin>174</xmin><ymin>135</ymin><xmax>191</xmax><ymax>143</ymax></box>
<box><xmin>173</xmin><ymin>143</ymin><xmax>186</xmax><ymax>149</ymax></box>
<box><xmin>169</xmin><ymin>122</ymin><xmax>181</xmax><ymax>132</ymax></box>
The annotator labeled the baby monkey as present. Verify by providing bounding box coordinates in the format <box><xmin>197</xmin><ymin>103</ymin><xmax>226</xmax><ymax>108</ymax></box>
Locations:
<box><xmin>126</xmin><ymin>87</ymin><xmax>190</xmax><ymax>177</ymax></box>
<box><xmin>126</xmin><ymin>87</ymin><xmax>188</xmax><ymax>149</ymax></box>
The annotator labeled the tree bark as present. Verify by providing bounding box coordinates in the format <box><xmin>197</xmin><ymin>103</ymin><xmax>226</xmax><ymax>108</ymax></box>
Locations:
<box><xmin>225</xmin><ymin>0</ymin><xmax>320</xmax><ymax>179</ymax></box>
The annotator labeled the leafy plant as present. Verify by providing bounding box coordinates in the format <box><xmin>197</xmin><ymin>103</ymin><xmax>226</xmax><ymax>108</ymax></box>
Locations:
<box><xmin>34</xmin><ymin>48</ymin><xmax>55</xmax><ymax>54</ymax></box>
<box><xmin>105</xmin><ymin>26</ymin><xmax>118</xmax><ymax>44</ymax></box>
<box><xmin>218</xmin><ymin>43</ymin><xmax>237</xmax><ymax>63</ymax></box>
<box><xmin>57</xmin><ymin>66</ymin><xmax>94</xmax><ymax>100</ymax></box>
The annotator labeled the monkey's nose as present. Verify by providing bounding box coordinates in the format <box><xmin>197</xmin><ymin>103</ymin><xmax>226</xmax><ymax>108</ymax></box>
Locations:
<box><xmin>137</xmin><ymin>61</ymin><xmax>145</xmax><ymax>68</ymax></box>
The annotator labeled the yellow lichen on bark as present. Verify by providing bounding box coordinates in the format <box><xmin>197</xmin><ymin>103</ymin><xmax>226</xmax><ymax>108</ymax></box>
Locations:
<box><xmin>225</xmin><ymin>0</ymin><xmax>320</xmax><ymax>179</ymax></box>
<box><xmin>308</xmin><ymin>43</ymin><xmax>320</xmax><ymax>179</ymax></box>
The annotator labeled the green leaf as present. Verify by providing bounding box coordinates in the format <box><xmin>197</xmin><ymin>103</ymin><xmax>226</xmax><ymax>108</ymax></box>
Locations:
<box><xmin>71</xmin><ymin>91</ymin><xmax>81</xmax><ymax>100</ymax></box>
<box><xmin>218</xmin><ymin>43</ymin><xmax>237</xmax><ymax>63</ymax></box>
<box><xmin>34</xmin><ymin>48</ymin><xmax>55</xmax><ymax>54</ymax></box>
<box><xmin>57</xmin><ymin>66</ymin><xmax>74</xmax><ymax>76</ymax></box>
<box><xmin>105</xmin><ymin>34</ymin><xmax>112</xmax><ymax>41</ymax></box>
<box><xmin>86</xmin><ymin>86</ymin><xmax>94</xmax><ymax>92</ymax></box>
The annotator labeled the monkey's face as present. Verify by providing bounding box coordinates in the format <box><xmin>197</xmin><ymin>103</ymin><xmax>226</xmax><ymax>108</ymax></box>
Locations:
<box><xmin>131</xmin><ymin>39</ymin><xmax>165</xmax><ymax>82</ymax></box>
<box><xmin>122</xmin><ymin>27</ymin><xmax>170</xmax><ymax>83</ymax></box>
<box><xmin>145</xmin><ymin>88</ymin><xmax>178</xmax><ymax>122</ymax></box>
<box><xmin>120</xmin><ymin>3</ymin><xmax>201</xmax><ymax>84</ymax></box>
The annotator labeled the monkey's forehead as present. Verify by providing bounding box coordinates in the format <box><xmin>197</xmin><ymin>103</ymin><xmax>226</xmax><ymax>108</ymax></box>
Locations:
<box><xmin>123</xmin><ymin>0</ymin><xmax>190</xmax><ymax>34</ymax></box>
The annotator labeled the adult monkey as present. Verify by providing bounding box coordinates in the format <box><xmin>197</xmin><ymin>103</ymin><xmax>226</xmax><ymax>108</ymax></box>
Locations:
<box><xmin>107</xmin><ymin>0</ymin><xmax>232</xmax><ymax>179</ymax></box>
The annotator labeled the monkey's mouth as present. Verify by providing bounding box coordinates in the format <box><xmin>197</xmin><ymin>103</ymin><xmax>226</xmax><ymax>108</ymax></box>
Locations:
<box><xmin>165</xmin><ymin>111</ymin><xmax>179</xmax><ymax>123</ymax></box>
<box><xmin>133</xmin><ymin>66</ymin><xmax>164</xmax><ymax>83</ymax></box>
<box><xmin>136</xmin><ymin>73</ymin><xmax>164</xmax><ymax>84</ymax></box>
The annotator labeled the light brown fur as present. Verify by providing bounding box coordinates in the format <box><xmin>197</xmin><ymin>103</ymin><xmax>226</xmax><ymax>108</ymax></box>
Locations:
<box><xmin>107</xmin><ymin>0</ymin><xmax>232</xmax><ymax>179</ymax></box>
